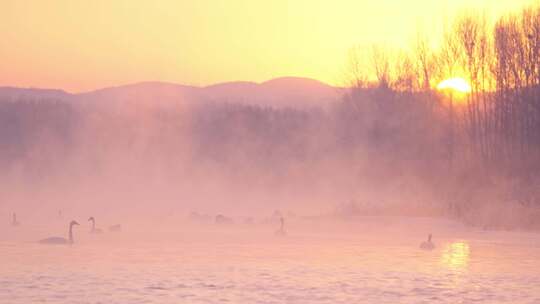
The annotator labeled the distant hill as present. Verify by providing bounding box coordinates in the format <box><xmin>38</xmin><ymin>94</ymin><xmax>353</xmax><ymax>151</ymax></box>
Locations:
<box><xmin>0</xmin><ymin>77</ymin><xmax>345</xmax><ymax>108</ymax></box>
<box><xmin>202</xmin><ymin>77</ymin><xmax>343</xmax><ymax>108</ymax></box>
<box><xmin>0</xmin><ymin>87</ymin><xmax>72</xmax><ymax>102</ymax></box>
<box><xmin>75</xmin><ymin>81</ymin><xmax>202</xmax><ymax>108</ymax></box>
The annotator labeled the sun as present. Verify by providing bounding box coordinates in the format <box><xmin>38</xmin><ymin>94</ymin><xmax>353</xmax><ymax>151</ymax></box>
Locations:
<box><xmin>437</xmin><ymin>77</ymin><xmax>471</xmax><ymax>94</ymax></box>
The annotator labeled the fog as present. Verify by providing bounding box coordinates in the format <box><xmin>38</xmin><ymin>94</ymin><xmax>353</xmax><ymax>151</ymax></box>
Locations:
<box><xmin>1</xmin><ymin>83</ymin><xmax>539</xmax><ymax>237</ymax></box>
<box><xmin>0</xmin><ymin>90</ymin><xmax>343</xmax><ymax>231</ymax></box>
<box><xmin>2</xmin><ymin>78</ymin><xmax>540</xmax><ymax>304</ymax></box>
<box><xmin>3</xmin><ymin>1</ymin><xmax>540</xmax><ymax>302</ymax></box>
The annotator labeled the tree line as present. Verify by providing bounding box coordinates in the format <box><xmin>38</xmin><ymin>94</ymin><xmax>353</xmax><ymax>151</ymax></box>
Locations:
<box><xmin>0</xmin><ymin>2</ymin><xmax>539</xmax><ymax>226</ymax></box>
<box><xmin>347</xmin><ymin>3</ymin><xmax>540</xmax><ymax>179</ymax></box>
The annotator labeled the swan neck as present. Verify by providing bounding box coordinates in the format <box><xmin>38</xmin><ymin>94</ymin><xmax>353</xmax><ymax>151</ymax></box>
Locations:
<box><xmin>69</xmin><ymin>224</ymin><xmax>74</xmax><ymax>243</ymax></box>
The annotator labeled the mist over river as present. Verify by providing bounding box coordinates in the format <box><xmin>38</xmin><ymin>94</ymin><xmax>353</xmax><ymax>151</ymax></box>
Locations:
<box><xmin>1</xmin><ymin>216</ymin><xmax>539</xmax><ymax>304</ymax></box>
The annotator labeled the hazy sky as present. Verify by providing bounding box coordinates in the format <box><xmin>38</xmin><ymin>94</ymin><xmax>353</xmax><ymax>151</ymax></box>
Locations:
<box><xmin>0</xmin><ymin>0</ymin><xmax>533</xmax><ymax>92</ymax></box>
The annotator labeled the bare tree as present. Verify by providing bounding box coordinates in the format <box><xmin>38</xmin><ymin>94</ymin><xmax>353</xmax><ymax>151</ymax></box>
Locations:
<box><xmin>371</xmin><ymin>44</ymin><xmax>392</xmax><ymax>89</ymax></box>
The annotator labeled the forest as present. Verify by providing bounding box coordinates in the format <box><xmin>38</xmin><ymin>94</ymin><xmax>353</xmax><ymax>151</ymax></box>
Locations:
<box><xmin>1</xmin><ymin>3</ymin><xmax>539</xmax><ymax>229</ymax></box>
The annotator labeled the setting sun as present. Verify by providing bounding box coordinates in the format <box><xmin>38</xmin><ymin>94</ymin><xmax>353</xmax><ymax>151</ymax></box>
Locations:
<box><xmin>3</xmin><ymin>1</ymin><xmax>540</xmax><ymax>303</ymax></box>
<box><xmin>437</xmin><ymin>78</ymin><xmax>472</xmax><ymax>94</ymax></box>
<box><xmin>0</xmin><ymin>0</ymin><xmax>532</xmax><ymax>92</ymax></box>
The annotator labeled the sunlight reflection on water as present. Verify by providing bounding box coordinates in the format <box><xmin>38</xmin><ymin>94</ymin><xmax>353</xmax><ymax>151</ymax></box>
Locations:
<box><xmin>2</xmin><ymin>219</ymin><xmax>540</xmax><ymax>304</ymax></box>
<box><xmin>440</xmin><ymin>241</ymin><xmax>470</xmax><ymax>271</ymax></box>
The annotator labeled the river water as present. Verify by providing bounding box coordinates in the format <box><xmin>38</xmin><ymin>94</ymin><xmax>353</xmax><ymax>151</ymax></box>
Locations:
<box><xmin>1</xmin><ymin>216</ymin><xmax>539</xmax><ymax>303</ymax></box>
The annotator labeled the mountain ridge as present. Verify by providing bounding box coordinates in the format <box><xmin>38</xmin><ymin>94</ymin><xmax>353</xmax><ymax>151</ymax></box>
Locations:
<box><xmin>0</xmin><ymin>77</ymin><xmax>345</xmax><ymax>108</ymax></box>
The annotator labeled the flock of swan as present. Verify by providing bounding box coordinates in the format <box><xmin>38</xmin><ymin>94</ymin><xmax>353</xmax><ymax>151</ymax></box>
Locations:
<box><xmin>9</xmin><ymin>212</ymin><xmax>121</xmax><ymax>245</ymax></box>
<box><xmin>9</xmin><ymin>211</ymin><xmax>436</xmax><ymax>250</ymax></box>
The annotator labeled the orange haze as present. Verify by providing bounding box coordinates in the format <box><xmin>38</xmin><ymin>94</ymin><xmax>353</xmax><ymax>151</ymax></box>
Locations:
<box><xmin>0</xmin><ymin>0</ymin><xmax>532</xmax><ymax>92</ymax></box>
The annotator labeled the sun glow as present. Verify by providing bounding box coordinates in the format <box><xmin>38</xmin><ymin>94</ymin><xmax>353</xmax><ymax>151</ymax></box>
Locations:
<box><xmin>437</xmin><ymin>78</ymin><xmax>472</xmax><ymax>94</ymax></box>
<box><xmin>0</xmin><ymin>1</ymin><xmax>532</xmax><ymax>92</ymax></box>
<box><xmin>441</xmin><ymin>241</ymin><xmax>470</xmax><ymax>270</ymax></box>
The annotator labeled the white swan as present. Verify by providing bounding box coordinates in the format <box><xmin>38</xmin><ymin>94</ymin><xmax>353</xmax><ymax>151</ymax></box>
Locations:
<box><xmin>39</xmin><ymin>220</ymin><xmax>79</xmax><ymax>245</ymax></box>
<box><xmin>215</xmin><ymin>214</ymin><xmax>233</xmax><ymax>224</ymax></box>
<box><xmin>88</xmin><ymin>217</ymin><xmax>103</xmax><ymax>234</ymax></box>
<box><xmin>420</xmin><ymin>234</ymin><xmax>435</xmax><ymax>250</ymax></box>
<box><xmin>274</xmin><ymin>217</ymin><xmax>286</xmax><ymax>236</ymax></box>
<box><xmin>11</xmin><ymin>213</ymin><xmax>20</xmax><ymax>227</ymax></box>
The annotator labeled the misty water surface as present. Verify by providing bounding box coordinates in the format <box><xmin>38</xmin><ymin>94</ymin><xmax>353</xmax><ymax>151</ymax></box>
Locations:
<box><xmin>1</xmin><ymin>216</ymin><xmax>539</xmax><ymax>304</ymax></box>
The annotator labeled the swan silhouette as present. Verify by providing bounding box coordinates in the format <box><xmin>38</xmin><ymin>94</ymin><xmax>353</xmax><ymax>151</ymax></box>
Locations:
<box><xmin>88</xmin><ymin>217</ymin><xmax>103</xmax><ymax>234</ymax></box>
<box><xmin>420</xmin><ymin>234</ymin><xmax>435</xmax><ymax>250</ymax></box>
<box><xmin>39</xmin><ymin>220</ymin><xmax>79</xmax><ymax>245</ymax></box>
<box><xmin>275</xmin><ymin>217</ymin><xmax>286</xmax><ymax>236</ymax></box>
<box><xmin>215</xmin><ymin>214</ymin><xmax>233</xmax><ymax>224</ymax></box>
<box><xmin>11</xmin><ymin>213</ymin><xmax>20</xmax><ymax>227</ymax></box>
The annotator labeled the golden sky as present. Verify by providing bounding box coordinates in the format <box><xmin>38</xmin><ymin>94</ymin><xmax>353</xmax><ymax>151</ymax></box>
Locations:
<box><xmin>0</xmin><ymin>0</ymin><xmax>533</xmax><ymax>92</ymax></box>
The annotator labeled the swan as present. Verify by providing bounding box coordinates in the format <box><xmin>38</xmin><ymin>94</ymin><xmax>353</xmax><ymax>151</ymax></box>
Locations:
<box><xmin>11</xmin><ymin>213</ymin><xmax>20</xmax><ymax>226</ymax></box>
<box><xmin>39</xmin><ymin>220</ymin><xmax>79</xmax><ymax>245</ymax></box>
<box><xmin>189</xmin><ymin>211</ymin><xmax>212</xmax><ymax>222</ymax></box>
<box><xmin>88</xmin><ymin>217</ymin><xmax>103</xmax><ymax>234</ymax></box>
<box><xmin>215</xmin><ymin>214</ymin><xmax>233</xmax><ymax>224</ymax></box>
<box><xmin>108</xmin><ymin>224</ymin><xmax>122</xmax><ymax>232</ymax></box>
<box><xmin>274</xmin><ymin>217</ymin><xmax>286</xmax><ymax>236</ymax></box>
<box><xmin>420</xmin><ymin>234</ymin><xmax>435</xmax><ymax>250</ymax></box>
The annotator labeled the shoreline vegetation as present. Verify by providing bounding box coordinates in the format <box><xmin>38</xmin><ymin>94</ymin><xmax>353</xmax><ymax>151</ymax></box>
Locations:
<box><xmin>339</xmin><ymin>2</ymin><xmax>540</xmax><ymax>231</ymax></box>
<box><xmin>2</xmin><ymin>3</ymin><xmax>540</xmax><ymax>231</ymax></box>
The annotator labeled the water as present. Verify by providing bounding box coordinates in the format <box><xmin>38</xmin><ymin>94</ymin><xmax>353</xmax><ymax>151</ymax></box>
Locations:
<box><xmin>1</xmin><ymin>216</ymin><xmax>540</xmax><ymax>303</ymax></box>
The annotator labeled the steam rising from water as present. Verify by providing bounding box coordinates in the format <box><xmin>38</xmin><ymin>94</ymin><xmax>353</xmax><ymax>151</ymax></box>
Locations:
<box><xmin>1</xmin><ymin>87</ymin><xmax>540</xmax><ymax>303</ymax></box>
